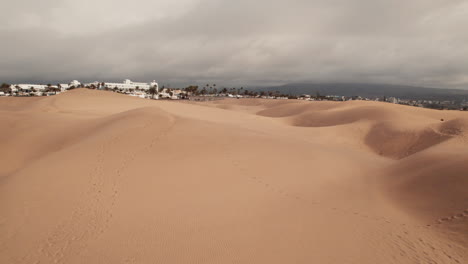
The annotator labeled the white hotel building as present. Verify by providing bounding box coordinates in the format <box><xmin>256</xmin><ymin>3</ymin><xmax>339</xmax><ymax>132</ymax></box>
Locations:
<box><xmin>102</xmin><ymin>79</ymin><xmax>158</xmax><ymax>91</ymax></box>
<box><xmin>9</xmin><ymin>79</ymin><xmax>159</xmax><ymax>95</ymax></box>
<box><xmin>12</xmin><ymin>84</ymin><xmax>47</xmax><ymax>91</ymax></box>
<box><xmin>11</xmin><ymin>80</ymin><xmax>81</xmax><ymax>92</ymax></box>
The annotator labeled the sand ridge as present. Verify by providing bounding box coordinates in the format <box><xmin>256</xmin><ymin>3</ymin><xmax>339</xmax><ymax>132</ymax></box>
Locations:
<box><xmin>1</xmin><ymin>89</ymin><xmax>467</xmax><ymax>263</ymax></box>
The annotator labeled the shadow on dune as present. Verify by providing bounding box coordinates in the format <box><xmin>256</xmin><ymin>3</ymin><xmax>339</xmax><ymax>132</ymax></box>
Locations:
<box><xmin>0</xmin><ymin>106</ymin><xmax>174</xmax><ymax>180</ymax></box>
<box><xmin>382</xmin><ymin>154</ymin><xmax>468</xmax><ymax>245</ymax></box>
<box><xmin>365</xmin><ymin>123</ymin><xmax>452</xmax><ymax>159</ymax></box>
<box><xmin>256</xmin><ymin>101</ymin><xmax>468</xmax><ymax>159</ymax></box>
<box><xmin>256</xmin><ymin>102</ymin><xmax>341</xmax><ymax>118</ymax></box>
<box><xmin>88</xmin><ymin>106</ymin><xmax>174</xmax><ymax>132</ymax></box>
<box><xmin>258</xmin><ymin>103</ymin><xmax>391</xmax><ymax>127</ymax></box>
<box><xmin>438</xmin><ymin>118</ymin><xmax>468</xmax><ymax>136</ymax></box>
<box><xmin>289</xmin><ymin>106</ymin><xmax>391</xmax><ymax>127</ymax></box>
<box><xmin>366</xmin><ymin>118</ymin><xmax>468</xmax><ymax>159</ymax></box>
<box><xmin>384</xmin><ymin>155</ymin><xmax>468</xmax><ymax>217</ymax></box>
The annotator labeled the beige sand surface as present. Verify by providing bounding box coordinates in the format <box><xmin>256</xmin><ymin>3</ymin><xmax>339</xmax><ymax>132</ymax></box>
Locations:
<box><xmin>1</xmin><ymin>89</ymin><xmax>467</xmax><ymax>263</ymax></box>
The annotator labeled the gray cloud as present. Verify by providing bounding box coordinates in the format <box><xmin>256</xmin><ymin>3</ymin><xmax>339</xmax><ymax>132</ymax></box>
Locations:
<box><xmin>1</xmin><ymin>0</ymin><xmax>468</xmax><ymax>88</ymax></box>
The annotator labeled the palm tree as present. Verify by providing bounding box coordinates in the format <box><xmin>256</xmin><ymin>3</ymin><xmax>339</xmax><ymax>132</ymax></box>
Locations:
<box><xmin>185</xmin><ymin>85</ymin><xmax>198</xmax><ymax>95</ymax></box>
<box><xmin>0</xmin><ymin>83</ymin><xmax>10</xmax><ymax>90</ymax></box>
<box><xmin>148</xmin><ymin>86</ymin><xmax>157</xmax><ymax>99</ymax></box>
<box><xmin>0</xmin><ymin>83</ymin><xmax>11</xmax><ymax>94</ymax></box>
<box><xmin>0</xmin><ymin>86</ymin><xmax>11</xmax><ymax>95</ymax></box>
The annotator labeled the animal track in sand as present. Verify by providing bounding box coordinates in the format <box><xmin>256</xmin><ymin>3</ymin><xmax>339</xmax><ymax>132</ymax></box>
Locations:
<box><xmin>23</xmin><ymin>140</ymin><xmax>111</xmax><ymax>263</ymax></box>
<box><xmin>25</xmin><ymin>117</ymin><xmax>176</xmax><ymax>264</ymax></box>
<box><xmin>251</xmin><ymin>172</ymin><xmax>464</xmax><ymax>262</ymax></box>
<box><xmin>226</xmin><ymin>154</ymin><xmax>465</xmax><ymax>263</ymax></box>
<box><xmin>242</xmin><ymin>164</ymin><xmax>430</xmax><ymax>229</ymax></box>
<box><xmin>433</xmin><ymin>209</ymin><xmax>468</xmax><ymax>226</ymax></box>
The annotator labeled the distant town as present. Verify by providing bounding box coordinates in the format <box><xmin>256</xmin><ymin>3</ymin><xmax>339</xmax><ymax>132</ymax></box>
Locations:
<box><xmin>1</xmin><ymin>79</ymin><xmax>467</xmax><ymax>111</ymax></box>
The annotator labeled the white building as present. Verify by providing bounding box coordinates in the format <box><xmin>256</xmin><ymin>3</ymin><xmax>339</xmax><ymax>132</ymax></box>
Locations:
<box><xmin>12</xmin><ymin>84</ymin><xmax>47</xmax><ymax>91</ymax></box>
<box><xmin>103</xmin><ymin>79</ymin><xmax>158</xmax><ymax>91</ymax></box>
<box><xmin>59</xmin><ymin>84</ymin><xmax>70</xmax><ymax>91</ymax></box>
<box><xmin>69</xmin><ymin>80</ymin><xmax>81</xmax><ymax>87</ymax></box>
<box><xmin>84</xmin><ymin>81</ymin><xmax>100</xmax><ymax>87</ymax></box>
<box><xmin>11</xmin><ymin>80</ymin><xmax>81</xmax><ymax>92</ymax></box>
<box><xmin>389</xmin><ymin>97</ymin><xmax>399</xmax><ymax>104</ymax></box>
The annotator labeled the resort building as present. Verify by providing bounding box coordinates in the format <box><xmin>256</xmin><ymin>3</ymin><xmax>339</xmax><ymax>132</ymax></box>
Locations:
<box><xmin>69</xmin><ymin>80</ymin><xmax>81</xmax><ymax>87</ymax></box>
<box><xmin>12</xmin><ymin>84</ymin><xmax>47</xmax><ymax>91</ymax></box>
<box><xmin>11</xmin><ymin>80</ymin><xmax>81</xmax><ymax>92</ymax></box>
<box><xmin>103</xmin><ymin>79</ymin><xmax>158</xmax><ymax>91</ymax></box>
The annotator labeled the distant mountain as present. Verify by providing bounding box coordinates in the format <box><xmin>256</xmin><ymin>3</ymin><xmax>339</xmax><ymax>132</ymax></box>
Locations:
<box><xmin>259</xmin><ymin>83</ymin><xmax>468</xmax><ymax>102</ymax></box>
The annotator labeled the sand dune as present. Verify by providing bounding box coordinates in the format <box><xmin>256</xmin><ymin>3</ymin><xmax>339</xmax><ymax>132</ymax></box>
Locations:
<box><xmin>1</xmin><ymin>90</ymin><xmax>467</xmax><ymax>263</ymax></box>
<box><xmin>383</xmin><ymin>153</ymin><xmax>468</xmax><ymax>247</ymax></box>
<box><xmin>365</xmin><ymin>123</ymin><xmax>452</xmax><ymax>159</ymax></box>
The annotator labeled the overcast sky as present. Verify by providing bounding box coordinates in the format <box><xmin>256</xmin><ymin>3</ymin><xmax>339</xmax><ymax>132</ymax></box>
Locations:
<box><xmin>1</xmin><ymin>0</ymin><xmax>468</xmax><ymax>88</ymax></box>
